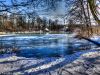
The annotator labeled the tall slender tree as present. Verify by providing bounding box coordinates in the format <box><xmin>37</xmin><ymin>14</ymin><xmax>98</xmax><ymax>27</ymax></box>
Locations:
<box><xmin>87</xmin><ymin>0</ymin><xmax>100</xmax><ymax>25</ymax></box>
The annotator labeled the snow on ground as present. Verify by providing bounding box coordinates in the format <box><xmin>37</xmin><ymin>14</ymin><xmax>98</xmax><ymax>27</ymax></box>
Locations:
<box><xmin>0</xmin><ymin>34</ymin><xmax>100</xmax><ymax>75</ymax></box>
<box><xmin>62</xmin><ymin>50</ymin><xmax>100</xmax><ymax>75</ymax></box>
<box><xmin>0</xmin><ymin>49</ymin><xmax>100</xmax><ymax>75</ymax></box>
<box><xmin>91</xmin><ymin>35</ymin><xmax>100</xmax><ymax>42</ymax></box>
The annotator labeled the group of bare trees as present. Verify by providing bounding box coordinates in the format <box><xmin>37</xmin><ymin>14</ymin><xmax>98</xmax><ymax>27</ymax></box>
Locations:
<box><xmin>0</xmin><ymin>13</ymin><xmax>62</xmax><ymax>32</ymax></box>
<box><xmin>66</xmin><ymin>0</ymin><xmax>100</xmax><ymax>36</ymax></box>
<box><xmin>0</xmin><ymin>0</ymin><xmax>100</xmax><ymax>33</ymax></box>
<box><xmin>66</xmin><ymin>0</ymin><xmax>92</xmax><ymax>35</ymax></box>
<box><xmin>0</xmin><ymin>0</ymin><xmax>66</xmax><ymax>32</ymax></box>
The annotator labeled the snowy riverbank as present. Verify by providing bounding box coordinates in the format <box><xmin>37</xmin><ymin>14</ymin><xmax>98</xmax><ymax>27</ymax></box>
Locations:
<box><xmin>0</xmin><ymin>49</ymin><xmax>100</xmax><ymax>75</ymax></box>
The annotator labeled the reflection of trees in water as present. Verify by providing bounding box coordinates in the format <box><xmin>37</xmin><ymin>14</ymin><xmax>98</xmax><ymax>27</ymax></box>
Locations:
<box><xmin>0</xmin><ymin>37</ymin><xmax>5</xmax><ymax>54</ymax></box>
<box><xmin>66</xmin><ymin>38</ymin><xmax>97</xmax><ymax>55</ymax></box>
<box><xmin>0</xmin><ymin>37</ymin><xmax>3</xmax><ymax>49</ymax></box>
<box><xmin>0</xmin><ymin>35</ymin><xmax>98</xmax><ymax>56</ymax></box>
<box><xmin>11</xmin><ymin>37</ymin><xmax>19</xmax><ymax>53</ymax></box>
<box><xmin>29</xmin><ymin>38</ymin><xmax>59</xmax><ymax>47</ymax></box>
<box><xmin>67</xmin><ymin>42</ymin><xmax>74</xmax><ymax>54</ymax></box>
<box><xmin>0</xmin><ymin>37</ymin><xmax>19</xmax><ymax>54</ymax></box>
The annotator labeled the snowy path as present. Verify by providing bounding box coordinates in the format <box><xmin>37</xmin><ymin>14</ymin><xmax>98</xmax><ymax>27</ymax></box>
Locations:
<box><xmin>0</xmin><ymin>49</ymin><xmax>100</xmax><ymax>75</ymax></box>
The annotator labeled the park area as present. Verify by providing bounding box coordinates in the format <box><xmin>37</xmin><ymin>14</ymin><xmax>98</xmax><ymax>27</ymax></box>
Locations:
<box><xmin>0</xmin><ymin>0</ymin><xmax>100</xmax><ymax>75</ymax></box>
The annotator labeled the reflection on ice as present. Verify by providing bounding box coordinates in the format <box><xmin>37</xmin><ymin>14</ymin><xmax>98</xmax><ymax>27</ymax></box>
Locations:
<box><xmin>0</xmin><ymin>34</ymin><xmax>97</xmax><ymax>58</ymax></box>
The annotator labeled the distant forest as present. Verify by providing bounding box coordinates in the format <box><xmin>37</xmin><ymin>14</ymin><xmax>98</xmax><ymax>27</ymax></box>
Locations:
<box><xmin>0</xmin><ymin>0</ymin><xmax>100</xmax><ymax>33</ymax></box>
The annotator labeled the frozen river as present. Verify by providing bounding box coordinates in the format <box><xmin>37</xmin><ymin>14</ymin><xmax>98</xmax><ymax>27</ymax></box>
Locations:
<box><xmin>0</xmin><ymin>34</ymin><xmax>97</xmax><ymax>58</ymax></box>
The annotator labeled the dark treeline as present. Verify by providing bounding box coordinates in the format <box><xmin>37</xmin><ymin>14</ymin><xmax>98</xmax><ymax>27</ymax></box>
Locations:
<box><xmin>0</xmin><ymin>14</ymin><xmax>64</xmax><ymax>32</ymax></box>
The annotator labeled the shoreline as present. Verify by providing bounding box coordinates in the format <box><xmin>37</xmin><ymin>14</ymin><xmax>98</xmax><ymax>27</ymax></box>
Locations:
<box><xmin>0</xmin><ymin>31</ymin><xmax>68</xmax><ymax>35</ymax></box>
<box><xmin>0</xmin><ymin>49</ymin><xmax>99</xmax><ymax>75</ymax></box>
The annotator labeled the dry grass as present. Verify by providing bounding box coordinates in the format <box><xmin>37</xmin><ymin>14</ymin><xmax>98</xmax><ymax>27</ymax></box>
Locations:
<box><xmin>77</xmin><ymin>26</ymin><xmax>100</xmax><ymax>38</ymax></box>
